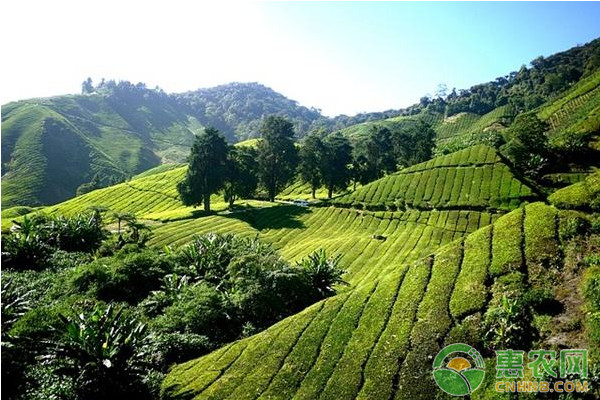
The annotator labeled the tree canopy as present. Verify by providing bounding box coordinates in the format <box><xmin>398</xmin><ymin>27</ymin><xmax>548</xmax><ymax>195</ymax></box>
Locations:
<box><xmin>257</xmin><ymin>116</ymin><xmax>299</xmax><ymax>202</ymax></box>
<box><xmin>177</xmin><ymin>127</ymin><xmax>229</xmax><ymax>212</ymax></box>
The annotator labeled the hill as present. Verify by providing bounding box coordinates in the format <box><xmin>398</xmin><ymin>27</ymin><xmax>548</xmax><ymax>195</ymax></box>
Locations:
<box><xmin>331</xmin><ymin>144</ymin><xmax>537</xmax><ymax>211</ymax></box>
<box><xmin>1</xmin><ymin>82</ymin><xmax>324</xmax><ymax>208</ymax></box>
<box><xmin>3</xmin><ymin>38</ymin><xmax>599</xmax><ymax>209</ymax></box>
<box><xmin>161</xmin><ymin>197</ymin><xmax>598</xmax><ymax>400</ymax></box>
<box><xmin>1</xmin><ymin>144</ymin><xmax>531</xmax><ymax>230</ymax></box>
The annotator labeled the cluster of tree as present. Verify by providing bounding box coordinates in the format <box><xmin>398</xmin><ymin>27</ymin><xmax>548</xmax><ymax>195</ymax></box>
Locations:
<box><xmin>178</xmin><ymin>116</ymin><xmax>436</xmax><ymax>206</ymax></box>
<box><xmin>1</xmin><ymin>213</ymin><xmax>345</xmax><ymax>400</ymax></box>
<box><xmin>502</xmin><ymin>112</ymin><xmax>600</xmax><ymax>179</ymax></box>
<box><xmin>78</xmin><ymin>38</ymin><xmax>600</xmax><ymax>146</ymax></box>
<box><xmin>301</xmin><ymin>120</ymin><xmax>436</xmax><ymax>197</ymax></box>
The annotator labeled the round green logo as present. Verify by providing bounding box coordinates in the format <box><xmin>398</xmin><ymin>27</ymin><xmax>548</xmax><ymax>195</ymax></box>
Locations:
<box><xmin>433</xmin><ymin>343</ymin><xmax>485</xmax><ymax>396</ymax></box>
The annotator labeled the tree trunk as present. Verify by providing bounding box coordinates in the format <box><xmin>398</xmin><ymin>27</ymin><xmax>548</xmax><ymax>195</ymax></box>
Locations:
<box><xmin>328</xmin><ymin>187</ymin><xmax>333</xmax><ymax>199</ymax></box>
<box><xmin>269</xmin><ymin>188</ymin><xmax>276</xmax><ymax>203</ymax></box>
<box><xmin>204</xmin><ymin>193</ymin><xmax>210</xmax><ymax>212</ymax></box>
<box><xmin>312</xmin><ymin>187</ymin><xmax>316</xmax><ymax>199</ymax></box>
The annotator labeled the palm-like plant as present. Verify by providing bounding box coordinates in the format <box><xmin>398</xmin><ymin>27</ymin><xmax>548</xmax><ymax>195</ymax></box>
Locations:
<box><xmin>298</xmin><ymin>249</ymin><xmax>347</xmax><ymax>298</ymax></box>
<box><xmin>2</xmin><ymin>215</ymin><xmax>53</xmax><ymax>269</ymax></box>
<box><xmin>50</xmin><ymin>303</ymin><xmax>149</xmax><ymax>399</ymax></box>
<box><xmin>178</xmin><ymin>233</ymin><xmax>236</xmax><ymax>284</ymax></box>
<box><xmin>1</xmin><ymin>276</ymin><xmax>33</xmax><ymax>340</ymax></box>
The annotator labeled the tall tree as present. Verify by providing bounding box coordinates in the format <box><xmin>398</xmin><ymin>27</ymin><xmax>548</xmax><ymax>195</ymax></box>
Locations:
<box><xmin>364</xmin><ymin>125</ymin><xmax>396</xmax><ymax>180</ymax></box>
<box><xmin>299</xmin><ymin>132</ymin><xmax>326</xmax><ymax>198</ymax></box>
<box><xmin>177</xmin><ymin>127</ymin><xmax>229</xmax><ymax>212</ymax></box>
<box><xmin>392</xmin><ymin>120</ymin><xmax>436</xmax><ymax>167</ymax></box>
<box><xmin>257</xmin><ymin>116</ymin><xmax>298</xmax><ymax>202</ymax></box>
<box><xmin>223</xmin><ymin>146</ymin><xmax>258</xmax><ymax>207</ymax></box>
<box><xmin>321</xmin><ymin>133</ymin><xmax>353</xmax><ymax>199</ymax></box>
<box><xmin>349</xmin><ymin>154</ymin><xmax>370</xmax><ymax>191</ymax></box>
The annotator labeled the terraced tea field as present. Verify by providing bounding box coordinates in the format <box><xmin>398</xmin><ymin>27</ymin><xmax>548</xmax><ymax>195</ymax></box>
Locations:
<box><xmin>150</xmin><ymin>205</ymin><xmax>496</xmax><ymax>286</ymax></box>
<box><xmin>538</xmin><ymin>70</ymin><xmax>600</xmax><ymax>135</ymax></box>
<box><xmin>33</xmin><ymin>165</ymin><xmax>270</xmax><ymax>222</ymax></box>
<box><xmin>435</xmin><ymin>105</ymin><xmax>515</xmax><ymax>142</ymax></box>
<box><xmin>332</xmin><ymin>144</ymin><xmax>536</xmax><ymax>210</ymax></box>
<box><xmin>162</xmin><ymin>202</ymin><xmax>569</xmax><ymax>400</ymax></box>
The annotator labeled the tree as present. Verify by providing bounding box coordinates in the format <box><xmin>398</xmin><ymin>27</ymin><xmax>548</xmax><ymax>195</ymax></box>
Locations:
<box><xmin>223</xmin><ymin>146</ymin><xmax>258</xmax><ymax>207</ymax></box>
<box><xmin>349</xmin><ymin>154</ymin><xmax>370</xmax><ymax>191</ymax></box>
<box><xmin>81</xmin><ymin>77</ymin><xmax>94</xmax><ymax>94</ymax></box>
<box><xmin>321</xmin><ymin>133</ymin><xmax>353</xmax><ymax>199</ymax></box>
<box><xmin>392</xmin><ymin>120</ymin><xmax>436</xmax><ymax>167</ymax></box>
<box><xmin>257</xmin><ymin>116</ymin><xmax>298</xmax><ymax>202</ymax></box>
<box><xmin>363</xmin><ymin>126</ymin><xmax>396</xmax><ymax>180</ymax></box>
<box><xmin>299</xmin><ymin>133</ymin><xmax>326</xmax><ymax>198</ymax></box>
<box><xmin>503</xmin><ymin>113</ymin><xmax>550</xmax><ymax>177</ymax></box>
<box><xmin>178</xmin><ymin>127</ymin><xmax>229</xmax><ymax>212</ymax></box>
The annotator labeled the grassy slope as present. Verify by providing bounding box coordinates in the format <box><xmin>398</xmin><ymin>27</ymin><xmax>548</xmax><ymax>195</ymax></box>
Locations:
<box><xmin>332</xmin><ymin>144</ymin><xmax>537</xmax><ymax>211</ymax></box>
<box><xmin>162</xmin><ymin>198</ymin><xmax>594</xmax><ymax>400</ymax></box>
<box><xmin>1</xmin><ymin>94</ymin><xmax>200</xmax><ymax>208</ymax></box>
<box><xmin>151</xmin><ymin>145</ymin><xmax>523</xmax><ymax>399</ymax></box>
<box><xmin>160</xmin><ymin>138</ymin><xmax>598</xmax><ymax>399</ymax></box>
<box><xmin>0</xmin><ymin>164</ymin><xmax>270</xmax><ymax>231</ymax></box>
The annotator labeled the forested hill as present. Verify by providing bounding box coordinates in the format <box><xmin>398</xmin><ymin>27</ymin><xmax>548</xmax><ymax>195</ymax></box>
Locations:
<box><xmin>2</xmin><ymin>37</ymin><xmax>599</xmax><ymax>208</ymax></box>
<box><xmin>0</xmin><ymin>82</ymin><xmax>325</xmax><ymax>207</ymax></box>
<box><xmin>175</xmin><ymin>82</ymin><xmax>323</xmax><ymax>141</ymax></box>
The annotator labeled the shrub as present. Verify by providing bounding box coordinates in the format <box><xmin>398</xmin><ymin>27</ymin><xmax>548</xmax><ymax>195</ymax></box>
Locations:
<box><xmin>298</xmin><ymin>249</ymin><xmax>347</xmax><ymax>299</ymax></box>
<box><xmin>560</xmin><ymin>214</ymin><xmax>591</xmax><ymax>241</ymax></box>
<box><xmin>1</xmin><ymin>212</ymin><xmax>107</xmax><ymax>270</ymax></box>
<box><xmin>153</xmin><ymin>282</ymin><xmax>232</xmax><ymax>340</ymax></box>
<box><xmin>145</xmin><ymin>332</ymin><xmax>213</xmax><ymax>370</ymax></box>
<box><xmin>44</xmin><ymin>212</ymin><xmax>107</xmax><ymax>252</ymax></box>
<box><xmin>1</xmin><ymin>217</ymin><xmax>53</xmax><ymax>270</ymax></box>
<box><xmin>69</xmin><ymin>250</ymin><xmax>175</xmax><ymax>304</ymax></box>
<box><xmin>584</xmin><ymin>266</ymin><xmax>600</xmax><ymax>311</ymax></box>
<box><xmin>484</xmin><ymin>292</ymin><xmax>532</xmax><ymax>350</ymax></box>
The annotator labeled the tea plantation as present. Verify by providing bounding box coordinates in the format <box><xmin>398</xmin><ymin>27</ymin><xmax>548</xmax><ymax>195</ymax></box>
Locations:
<box><xmin>161</xmin><ymin>197</ymin><xmax>600</xmax><ymax>400</ymax></box>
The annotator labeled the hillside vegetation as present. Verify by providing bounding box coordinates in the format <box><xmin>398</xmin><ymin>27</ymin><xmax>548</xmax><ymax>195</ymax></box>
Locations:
<box><xmin>332</xmin><ymin>144</ymin><xmax>536</xmax><ymax>211</ymax></box>
<box><xmin>161</xmin><ymin>198</ymin><xmax>599</xmax><ymax>400</ymax></box>
<box><xmin>3</xmin><ymin>38</ymin><xmax>599</xmax><ymax>209</ymax></box>
<box><xmin>1</xmin><ymin>83</ymin><xmax>323</xmax><ymax>208</ymax></box>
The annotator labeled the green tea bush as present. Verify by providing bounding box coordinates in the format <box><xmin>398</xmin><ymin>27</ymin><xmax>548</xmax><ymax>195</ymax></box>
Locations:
<box><xmin>559</xmin><ymin>213</ymin><xmax>591</xmax><ymax>241</ymax></box>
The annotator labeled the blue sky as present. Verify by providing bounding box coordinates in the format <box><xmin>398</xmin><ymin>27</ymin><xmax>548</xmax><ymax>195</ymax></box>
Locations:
<box><xmin>1</xmin><ymin>1</ymin><xmax>599</xmax><ymax>116</ymax></box>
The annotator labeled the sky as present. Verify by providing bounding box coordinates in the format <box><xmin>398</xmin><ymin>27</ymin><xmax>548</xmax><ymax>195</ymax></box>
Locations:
<box><xmin>1</xmin><ymin>1</ymin><xmax>600</xmax><ymax>116</ymax></box>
